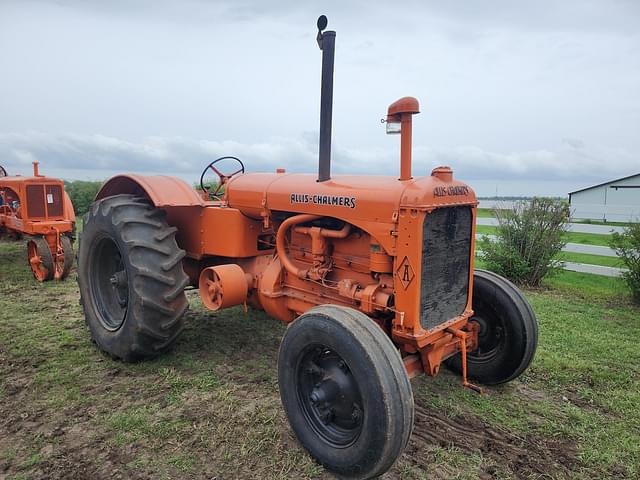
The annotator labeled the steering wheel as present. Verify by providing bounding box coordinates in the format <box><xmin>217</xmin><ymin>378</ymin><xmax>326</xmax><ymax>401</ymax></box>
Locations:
<box><xmin>199</xmin><ymin>156</ymin><xmax>245</xmax><ymax>200</ymax></box>
<box><xmin>0</xmin><ymin>166</ymin><xmax>7</xmax><ymax>177</ymax></box>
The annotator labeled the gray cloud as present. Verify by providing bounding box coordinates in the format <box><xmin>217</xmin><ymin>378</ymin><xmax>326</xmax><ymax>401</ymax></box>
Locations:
<box><xmin>1</xmin><ymin>132</ymin><xmax>635</xmax><ymax>196</ymax></box>
<box><xmin>1</xmin><ymin>1</ymin><xmax>638</xmax><ymax>197</ymax></box>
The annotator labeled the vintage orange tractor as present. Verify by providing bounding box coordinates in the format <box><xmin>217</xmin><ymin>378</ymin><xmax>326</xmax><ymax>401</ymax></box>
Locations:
<box><xmin>77</xmin><ymin>17</ymin><xmax>537</xmax><ymax>479</ymax></box>
<box><xmin>0</xmin><ymin>162</ymin><xmax>75</xmax><ymax>281</ymax></box>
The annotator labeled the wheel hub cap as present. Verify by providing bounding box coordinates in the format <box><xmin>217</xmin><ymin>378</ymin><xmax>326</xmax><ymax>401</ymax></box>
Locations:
<box><xmin>298</xmin><ymin>347</ymin><xmax>363</xmax><ymax>447</ymax></box>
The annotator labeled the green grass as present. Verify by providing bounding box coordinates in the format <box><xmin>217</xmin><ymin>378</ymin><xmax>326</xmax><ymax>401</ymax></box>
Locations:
<box><xmin>564</xmin><ymin>230</ymin><xmax>616</xmax><ymax>247</ymax></box>
<box><xmin>557</xmin><ymin>251</ymin><xmax>624</xmax><ymax>268</ymax></box>
<box><xmin>543</xmin><ymin>269</ymin><xmax>629</xmax><ymax>300</ymax></box>
<box><xmin>1</xmin><ymin>237</ymin><xmax>639</xmax><ymax>479</ymax></box>
<box><xmin>476</xmin><ymin>208</ymin><xmax>497</xmax><ymax>218</ymax></box>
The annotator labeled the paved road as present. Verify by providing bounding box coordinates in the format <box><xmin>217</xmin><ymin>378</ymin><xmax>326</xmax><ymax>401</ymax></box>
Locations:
<box><xmin>558</xmin><ymin>242</ymin><xmax>616</xmax><ymax>257</ymax></box>
<box><xmin>476</xmin><ymin>217</ymin><xmax>625</xmax><ymax>234</ymax></box>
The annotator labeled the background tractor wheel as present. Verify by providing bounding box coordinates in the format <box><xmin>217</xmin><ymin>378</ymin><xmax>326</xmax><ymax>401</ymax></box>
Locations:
<box><xmin>278</xmin><ymin>305</ymin><xmax>414</xmax><ymax>479</ymax></box>
<box><xmin>446</xmin><ymin>269</ymin><xmax>538</xmax><ymax>385</ymax></box>
<box><xmin>27</xmin><ymin>237</ymin><xmax>54</xmax><ymax>281</ymax></box>
<box><xmin>77</xmin><ymin>194</ymin><xmax>189</xmax><ymax>362</ymax></box>
<box><xmin>56</xmin><ymin>234</ymin><xmax>74</xmax><ymax>279</ymax></box>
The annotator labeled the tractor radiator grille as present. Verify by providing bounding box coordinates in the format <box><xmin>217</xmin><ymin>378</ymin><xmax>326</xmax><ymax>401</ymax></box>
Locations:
<box><xmin>419</xmin><ymin>206</ymin><xmax>472</xmax><ymax>331</ymax></box>
<box><xmin>26</xmin><ymin>185</ymin><xmax>45</xmax><ymax>218</ymax></box>
<box><xmin>26</xmin><ymin>184</ymin><xmax>63</xmax><ymax>218</ymax></box>
<box><xmin>45</xmin><ymin>185</ymin><xmax>63</xmax><ymax>217</ymax></box>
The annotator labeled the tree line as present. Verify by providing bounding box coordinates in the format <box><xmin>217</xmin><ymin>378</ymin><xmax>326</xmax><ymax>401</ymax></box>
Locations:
<box><xmin>64</xmin><ymin>180</ymin><xmax>103</xmax><ymax>217</ymax></box>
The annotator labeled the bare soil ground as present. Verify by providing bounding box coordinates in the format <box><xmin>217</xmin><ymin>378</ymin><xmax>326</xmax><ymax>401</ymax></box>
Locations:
<box><xmin>1</xmin><ymin>239</ymin><xmax>638</xmax><ymax>479</ymax></box>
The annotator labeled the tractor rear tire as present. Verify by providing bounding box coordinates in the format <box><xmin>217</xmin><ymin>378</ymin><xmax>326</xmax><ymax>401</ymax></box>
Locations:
<box><xmin>446</xmin><ymin>269</ymin><xmax>538</xmax><ymax>385</ymax></box>
<box><xmin>278</xmin><ymin>305</ymin><xmax>414</xmax><ymax>479</ymax></box>
<box><xmin>77</xmin><ymin>194</ymin><xmax>189</xmax><ymax>362</ymax></box>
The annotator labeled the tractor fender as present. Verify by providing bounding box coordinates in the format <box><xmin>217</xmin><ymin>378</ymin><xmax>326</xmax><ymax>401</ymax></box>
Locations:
<box><xmin>95</xmin><ymin>174</ymin><xmax>205</xmax><ymax>208</ymax></box>
<box><xmin>63</xmin><ymin>191</ymin><xmax>76</xmax><ymax>222</ymax></box>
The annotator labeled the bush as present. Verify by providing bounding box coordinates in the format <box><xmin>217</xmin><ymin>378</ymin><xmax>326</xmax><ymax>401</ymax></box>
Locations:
<box><xmin>64</xmin><ymin>180</ymin><xmax>103</xmax><ymax>217</ymax></box>
<box><xmin>479</xmin><ymin>198</ymin><xmax>569</xmax><ymax>286</ymax></box>
<box><xmin>609</xmin><ymin>224</ymin><xmax>640</xmax><ymax>304</ymax></box>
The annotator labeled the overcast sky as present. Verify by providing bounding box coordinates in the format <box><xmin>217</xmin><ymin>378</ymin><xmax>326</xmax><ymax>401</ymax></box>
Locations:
<box><xmin>1</xmin><ymin>0</ymin><xmax>639</xmax><ymax>196</ymax></box>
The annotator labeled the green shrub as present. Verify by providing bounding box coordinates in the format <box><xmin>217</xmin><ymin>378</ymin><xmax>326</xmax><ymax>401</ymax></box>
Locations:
<box><xmin>478</xmin><ymin>198</ymin><xmax>569</xmax><ymax>286</ymax></box>
<box><xmin>609</xmin><ymin>223</ymin><xmax>640</xmax><ymax>303</ymax></box>
<box><xmin>64</xmin><ymin>180</ymin><xmax>103</xmax><ymax>217</ymax></box>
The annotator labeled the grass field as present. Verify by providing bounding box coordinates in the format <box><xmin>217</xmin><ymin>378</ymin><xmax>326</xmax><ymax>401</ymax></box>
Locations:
<box><xmin>1</xmin><ymin>238</ymin><xmax>639</xmax><ymax>479</ymax></box>
<box><xmin>556</xmin><ymin>252</ymin><xmax>623</xmax><ymax>268</ymax></box>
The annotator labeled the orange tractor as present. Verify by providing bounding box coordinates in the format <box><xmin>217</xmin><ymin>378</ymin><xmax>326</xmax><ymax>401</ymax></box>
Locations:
<box><xmin>0</xmin><ymin>162</ymin><xmax>75</xmax><ymax>281</ymax></box>
<box><xmin>77</xmin><ymin>17</ymin><xmax>537</xmax><ymax>479</ymax></box>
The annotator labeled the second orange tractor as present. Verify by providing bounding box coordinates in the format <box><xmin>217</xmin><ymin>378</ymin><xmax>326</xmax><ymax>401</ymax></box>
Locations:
<box><xmin>0</xmin><ymin>162</ymin><xmax>75</xmax><ymax>281</ymax></box>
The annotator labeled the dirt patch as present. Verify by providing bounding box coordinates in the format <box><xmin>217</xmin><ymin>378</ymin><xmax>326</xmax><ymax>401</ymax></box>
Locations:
<box><xmin>406</xmin><ymin>401</ymin><xmax>577</xmax><ymax>479</ymax></box>
<box><xmin>513</xmin><ymin>382</ymin><xmax>549</xmax><ymax>402</ymax></box>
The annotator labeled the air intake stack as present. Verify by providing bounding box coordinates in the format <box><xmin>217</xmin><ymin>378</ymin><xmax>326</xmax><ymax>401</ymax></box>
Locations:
<box><xmin>316</xmin><ymin>15</ymin><xmax>335</xmax><ymax>182</ymax></box>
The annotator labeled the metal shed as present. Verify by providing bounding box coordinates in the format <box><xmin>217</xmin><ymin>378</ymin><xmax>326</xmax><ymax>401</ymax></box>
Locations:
<box><xmin>569</xmin><ymin>173</ymin><xmax>640</xmax><ymax>223</ymax></box>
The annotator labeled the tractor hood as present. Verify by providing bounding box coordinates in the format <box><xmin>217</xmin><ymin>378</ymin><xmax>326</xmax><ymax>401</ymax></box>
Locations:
<box><xmin>225</xmin><ymin>165</ymin><xmax>477</xmax><ymax>224</ymax></box>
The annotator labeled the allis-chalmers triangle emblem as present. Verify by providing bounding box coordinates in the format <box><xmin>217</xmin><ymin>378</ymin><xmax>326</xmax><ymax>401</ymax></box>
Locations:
<box><xmin>396</xmin><ymin>256</ymin><xmax>415</xmax><ymax>290</ymax></box>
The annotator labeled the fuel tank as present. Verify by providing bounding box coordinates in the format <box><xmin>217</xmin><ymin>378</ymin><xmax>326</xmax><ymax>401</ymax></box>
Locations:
<box><xmin>225</xmin><ymin>166</ymin><xmax>478</xmax><ymax>223</ymax></box>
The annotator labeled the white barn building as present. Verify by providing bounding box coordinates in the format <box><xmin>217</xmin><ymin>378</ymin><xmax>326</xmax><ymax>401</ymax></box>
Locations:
<box><xmin>569</xmin><ymin>173</ymin><xmax>640</xmax><ymax>223</ymax></box>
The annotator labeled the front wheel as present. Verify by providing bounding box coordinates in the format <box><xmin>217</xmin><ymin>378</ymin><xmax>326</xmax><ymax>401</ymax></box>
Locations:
<box><xmin>446</xmin><ymin>269</ymin><xmax>538</xmax><ymax>385</ymax></box>
<box><xmin>278</xmin><ymin>305</ymin><xmax>414</xmax><ymax>479</ymax></box>
<box><xmin>55</xmin><ymin>234</ymin><xmax>74</xmax><ymax>280</ymax></box>
<box><xmin>27</xmin><ymin>236</ymin><xmax>54</xmax><ymax>281</ymax></box>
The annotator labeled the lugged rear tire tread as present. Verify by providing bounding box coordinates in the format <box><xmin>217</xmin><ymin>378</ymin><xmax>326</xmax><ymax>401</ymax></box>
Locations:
<box><xmin>77</xmin><ymin>194</ymin><xmax>189</xmax><ymax>362</ymax></box>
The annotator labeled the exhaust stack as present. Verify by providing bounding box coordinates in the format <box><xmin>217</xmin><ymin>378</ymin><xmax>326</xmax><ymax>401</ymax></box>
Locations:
<box><xmin>316</xmin><ymin>15</ymin><xmax>335</xmax><ymax>182</ymax></box>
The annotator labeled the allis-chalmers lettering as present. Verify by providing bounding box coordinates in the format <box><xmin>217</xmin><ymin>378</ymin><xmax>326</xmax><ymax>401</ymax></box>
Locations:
<box><xmin>433</xmin><ymin>185</ymin><xmax>470</xmax><ymax>197</ymax></box>
<box><xmin>290</xmin><ymin>193</ymin><xmax>356</xmax><ymax>208</ymax></box>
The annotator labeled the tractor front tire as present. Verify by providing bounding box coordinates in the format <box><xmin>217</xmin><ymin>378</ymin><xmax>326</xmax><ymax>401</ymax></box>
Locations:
<box><xmin>77</xmin><ymin>194</ymin><xmax>189</xmax><ymax>362</ymax></box>
<box><xmin>278</xmin><ymin>305</ymin><xmax>414</xmax><ymax>479</ymax></box>
<box><xmin>27</xmin><ymin>236</ymin><xmax>54</xmax><ymax>281</ymax></box>
<box><xmin>57</xmin><ymin>234</ymin><xmax>74</xmax><ymax>280</ymax></box>
<box><xmin>446</xmin><ymin>269</ymin><xmax>538</xmax><ymax>385</ymax></box>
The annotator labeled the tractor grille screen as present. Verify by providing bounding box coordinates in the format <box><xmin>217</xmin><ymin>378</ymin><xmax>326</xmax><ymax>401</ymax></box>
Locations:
<box><xmin>26</xmin><ymin>185</ymin><xmax>46</xmax><ymax>218</ymax></box>
<box><xmin>45</xmin><ymin>185</ymin><xmax>63</xmax><ymax>217</ymax></box>
<box><xmin>419</xmin><ymin>206</ymin><xmax>472</xmax><ymax>331</ymax></box>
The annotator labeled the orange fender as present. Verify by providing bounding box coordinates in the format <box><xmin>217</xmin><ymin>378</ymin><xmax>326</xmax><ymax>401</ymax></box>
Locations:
<box><xmin>95</xmin><ymin>174</ymin><xmax>205</xmax><ymax>207</ymax></box>
<box><xmin>63</xmin><ymin>191</ymin><xmax>76</xmax><ymax>222</ymax></box>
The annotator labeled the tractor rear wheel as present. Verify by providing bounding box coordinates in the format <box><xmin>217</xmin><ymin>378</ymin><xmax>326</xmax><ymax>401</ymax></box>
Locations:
<box><xmin>77</xmin><ymin>194</ymin><xmax>189</xmax><ymax>362</ymax></box>
<box><xmin>27</xmin><ymin>236</ymin><xmax>54</xmax><ymax>281</ymax></box>
<box><xmin>446</xmin><ymin>269</ymin><xmax>538</xmax><ymax>385</ymax></box>
<box><xmin>278</xmin><ymin>305</ymin><xmax>414</xmax><ymax>479</ymax></box>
